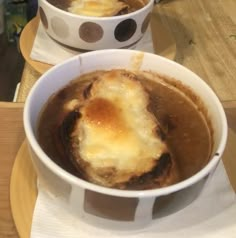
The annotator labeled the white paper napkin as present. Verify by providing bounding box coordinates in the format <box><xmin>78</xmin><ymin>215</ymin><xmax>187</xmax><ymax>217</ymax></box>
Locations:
<box><xmin>30</xmin><ymin>21</ymin><xmax>155</xmax><ymax>66</ymax></box>
<box><xmin>31</xmin><ymin>161</ymin><xmax>236</xmax><ymax>238</ymax></box>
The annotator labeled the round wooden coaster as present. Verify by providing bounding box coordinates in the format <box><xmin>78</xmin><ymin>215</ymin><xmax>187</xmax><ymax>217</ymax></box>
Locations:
<box><xmin>10</xmin><ymin>141</ymin><xmax>37</xmax><ymax>238</ymax></box>
<box><xmin>19</xmin><ymin>16</ymin><xmax>53</xmax><ymax>74</ymax></box>
<box><xmin>10</xmin><ymin>128</ymin><xmax>236</xmax><ymax>237</ymax></box>
<box><xmin>19</xmin><ymin>9</ymin><xmax>176</xmax><ymax>75</ymax></box>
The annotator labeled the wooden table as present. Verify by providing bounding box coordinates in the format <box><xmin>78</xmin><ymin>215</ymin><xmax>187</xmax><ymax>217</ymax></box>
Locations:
<box><xmin>1</xmin><ymin>0</ymin><xmax>236</xmax><ymax>237</ymax></box>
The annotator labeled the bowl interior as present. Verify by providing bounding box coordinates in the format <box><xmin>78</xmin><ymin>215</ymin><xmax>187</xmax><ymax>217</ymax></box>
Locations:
<box><xmin>24</xmin><ymin>49</ymin><xmax>227</xmax><ymax>198</ymax></box>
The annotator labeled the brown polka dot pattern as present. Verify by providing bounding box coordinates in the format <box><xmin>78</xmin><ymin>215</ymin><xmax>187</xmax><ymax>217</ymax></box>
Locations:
<box><xmin>141</xmin><ymin>13</ymin><xmax>151</xmax><ymax>34</ymax></box>
<box><xmin>39</xmin><ymin>7</ymin><xmax>48</xmax><ymax>29</ymax></box>
<box><xmin>114</xmin><ymin>19</ymin><xmax>137</xmax><ymax>42</ymax></box>
<box><xmin>51</xmin><ymin>16</ymin><xmax>69</xmax><ymax>38</ymax></box>
<box><xmin>79</xmin><ymin>22</ymin><xmax>104</xmax><ymax>43</ymax></box>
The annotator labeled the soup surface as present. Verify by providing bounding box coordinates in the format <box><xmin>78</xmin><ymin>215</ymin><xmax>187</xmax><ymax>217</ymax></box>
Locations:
<box><xmin>37</xmin><ymin>70</ymin><xmax>213</xmax><ymax>190</ymax></box>
<box><xmin>46</xmin><ymin>0</ymin><xmax>148</xmax><ymax>17</ymax></box>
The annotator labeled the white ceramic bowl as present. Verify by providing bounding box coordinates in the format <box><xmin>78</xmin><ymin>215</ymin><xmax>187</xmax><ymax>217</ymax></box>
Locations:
<box><xmin>24</xmin><ymin>49</ymin><xmax>227</xmax><ymax>229</ymax></box>
<box><xmin>38</xmin><ymin>0</ymin><xmax>154</xmax><ymax>50</ymax></box>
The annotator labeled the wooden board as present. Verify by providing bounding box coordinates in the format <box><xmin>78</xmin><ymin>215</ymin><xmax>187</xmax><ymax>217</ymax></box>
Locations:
<box><xmin>154</xmin><ymin>0</ymin><xmax>236</xmax><ymax>102</ymax></box>
<box><xmin>150</xmin><ymin>5</ymin><xmax>176</xmax><ymax>60</ymax></box>
<box><xmin>19</xmin><ymin>8</ymin><xmax>177</xmax><ymax>75</ymax></box>
<box><xmin>0</xmin><ymin>102</ymin><xmax>25</xmax><ymax>237</ymax></box>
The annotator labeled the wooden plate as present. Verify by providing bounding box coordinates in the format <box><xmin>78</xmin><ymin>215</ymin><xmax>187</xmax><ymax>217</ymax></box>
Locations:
<box><xmin>10</xmin><ymin>128</ymin><xmax>236</xmax><ymax>238</ymax></box>
<box><xmin>10</xmin><ymin>141</ymin><xmax>37</xmax><ymax>238</ymax></box>
<box><xmin>19</xmin><ymin>16</ymin><xmax>53</xmax><ymax>74</ymax></box>
<box><xmin>19</xmin><ymin>7</ymin><xmax>176</xmax><ymax>75</ymax></box>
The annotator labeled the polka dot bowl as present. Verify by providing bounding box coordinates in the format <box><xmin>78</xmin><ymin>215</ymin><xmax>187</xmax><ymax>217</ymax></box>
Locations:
<box><xmin>38</xmin><ymin>0</ymin><xmax>155</xmax><ymax>51</ymax></box>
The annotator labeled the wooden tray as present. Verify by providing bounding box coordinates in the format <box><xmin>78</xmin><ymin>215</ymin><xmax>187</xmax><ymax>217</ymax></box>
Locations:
<box><xmin>19</xmin><ymin>7</ymin><xmax>176</xmax><ymax>75</ymax></box>
<box><xmin>10</xmin><ymin>127</ymin><xmax>236</xmax><ymax>238</ymax></box>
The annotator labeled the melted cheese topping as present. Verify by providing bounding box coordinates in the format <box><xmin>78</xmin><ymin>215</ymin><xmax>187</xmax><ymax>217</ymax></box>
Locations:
<box><xmin>77</xmin><ymin>70</ymin><xmax>166</xmax><ymax>176</ymax></box>
<box><xmin>68</xmin><ymin>0</ymin><xmax>128</xmax><ymax>17</ymax></box>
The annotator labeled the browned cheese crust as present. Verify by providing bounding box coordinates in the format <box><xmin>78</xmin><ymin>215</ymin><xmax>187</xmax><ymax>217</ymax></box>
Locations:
<box><xmin>59</xmin><ymin>70</ymin><xmax>179</xmax><ymax>189</ymax></box>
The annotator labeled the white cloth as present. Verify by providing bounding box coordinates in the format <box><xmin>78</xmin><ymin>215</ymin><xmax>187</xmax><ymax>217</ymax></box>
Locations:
<box><xmin>30</xmin><ymin>22</ymin><xmax>155</xmax><ymax>66</ymax></box>
<box><xmin>31</xmin><ymin>161</ymin><xmax>236</xmax><ymax>238</ymax></box>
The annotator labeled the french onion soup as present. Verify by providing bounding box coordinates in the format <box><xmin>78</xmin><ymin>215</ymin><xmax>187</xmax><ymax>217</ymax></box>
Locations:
<box><xmin>37</xmin><ymin>69</ymin><xmax>213</xmax><ymax>190</ymax></box>
<box><xmin>46</xmin><ymin>0</ymin><xmax>149</xmax><ymax>17</ymax></box>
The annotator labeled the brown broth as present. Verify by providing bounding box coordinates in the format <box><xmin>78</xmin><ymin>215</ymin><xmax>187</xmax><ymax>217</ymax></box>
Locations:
<box><xmin>46</xmin><ymin>0</ymin><xmax>71</xmax><ymax>11</ymax></box>
<box><xmin>46</xmin><ymin>0</ymin><xmax>147</xmax><ymax>15</ymax></box>
<box><xmin>37</xmin><ymin>70</ymin><xmax>213</xmax><ymax>187</ymax></box>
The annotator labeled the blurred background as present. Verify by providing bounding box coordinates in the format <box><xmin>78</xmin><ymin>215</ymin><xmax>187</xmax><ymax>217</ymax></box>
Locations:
<box><xmin>0</xmin><ymin>0</ymin><xmax>37</xmax><ymax>101</ymax></box>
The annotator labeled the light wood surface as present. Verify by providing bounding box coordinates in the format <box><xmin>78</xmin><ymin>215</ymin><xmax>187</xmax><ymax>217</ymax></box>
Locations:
<box><xmin>9</xmin><ymin>121</ymin><xmax>236</xmax><ymax>238</ymax></box>
<box><xmin>1</xmin><ymin>0</ymin><xmax>236</xmax><ymax>237</ymax></box>
<box><xmin>156</xmin><ymin>0</ymin><xmax>236</xmax><ymax>102</ymax></box>
<box><xmin>0</xmin><ymin>102</ymin><xmax>24</xmax><ymax>237</ymax></box>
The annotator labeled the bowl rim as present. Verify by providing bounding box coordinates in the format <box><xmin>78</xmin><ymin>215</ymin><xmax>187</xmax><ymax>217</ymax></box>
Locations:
<box><xmin>39</xmin><ymin>0</ymin><xmax>155</xmax><ymax>21</ymax></box>
<box><xmin>23</xmin><ymin>49</ymin><xmax>228</xmax><ymax>198</ymax></box>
